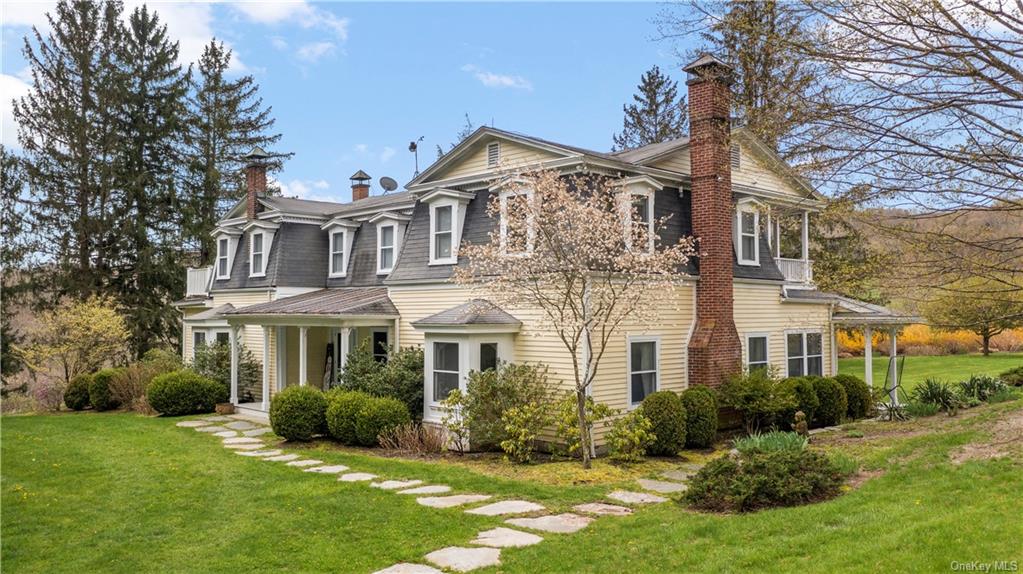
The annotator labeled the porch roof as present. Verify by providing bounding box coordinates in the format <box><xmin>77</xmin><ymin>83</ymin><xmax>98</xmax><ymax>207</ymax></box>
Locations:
<box><xmin>785</xmin><ymin>289</ymin><xmax>922</xmax><ymax>326</ymax></box>
<box><xmin>184</xmin><ymin>303</ymin><xmax>235</xmax><ymax>322</ymax></box>
<box><xmin>412</xmin><ymin>299</ymin><xmax>521</xmax><ymax>328</ymax></box>
<box><xmin>224</xmin><ymin>287</ymin><xmax>398</xmax><ymax>318</ymax></box>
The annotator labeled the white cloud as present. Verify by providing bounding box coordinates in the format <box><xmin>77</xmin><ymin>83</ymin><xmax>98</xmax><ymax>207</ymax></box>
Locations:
<box><xmin>0</xmin><ymin>2</ymin><xmax>57</xmax><ymax>30</ymax></box>
<box><xmin>233</xmin><ymin>1</ymin><xmax>349</xmax><ymax>40</ymax></box>
<box><xmin>276</xmin><ymin>177</ymin><xmax>335</xmax><ymax>202</ymax></box>
<box><xmin>127</xmin><ymin>2</ymin><xmax>246</xmax><ymax>72</ymax></box>
<box><xmin>296</xmin><ymin>41</ymin><xmax>335</xmax><ymax>63</ymax></box>
<box><xmin>379</xmin><ymin>146</ymin><xmax>395</xmax><ymax>164</ymax></box>
<box><xmin>270</xmin><ymin>35</ymin><xmax>288</xmax><ymax>50</ymax></box>
<box><xmin>1</xmin><ymin>73</ymin><xmax>32</xmax><ymax>149</ymax></box>
<box><xmin>354</xmin><ymin>143</ymin><xmax>368</xmax><ymax>154</ymax></box>
<box><xmin>461</xmin><ymin>64</ymin><xmax>532</xmax><ymax>91</ymax></box>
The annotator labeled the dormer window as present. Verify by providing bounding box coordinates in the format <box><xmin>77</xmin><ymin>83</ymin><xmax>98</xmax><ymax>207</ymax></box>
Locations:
<box><xmin>626</xmin><ymin>191</ymin><xmax>654</xmax><ymax>252</ymax></box>
<box><xmin>487</xmin><ymin>142</ymin><xmax>500</xmax><ymax>167</ymax></box>
<box><xmin>249</xmin><ymin>232</ymin><xmax>266</xmax><ymax>277</ymax></box>
<box><xmin>421</xmin><ymin>188</ymin><xmax>474</xmax><ymax>266</ymax></box>
<box><xmin>378</xmin><ymin>225</ymin><xmax>395</xmax><ymax>274</ymax></box>
<box><xmin>321</xmin><ymin>216</ymin><xmax>360</xmax><ymax>278</ymax></box>
<box><xmin>330</xmin><ymin>230</ymin><xmax>347</xmax><ymax>277</ymax></box>
<box><xmin>499</xmin><ymin>188</ymin><xmax>534</xmax><ymax>255</ymax></box>
<box><xmin>433</xmin><ymin>204</ymin><xmax>453</xmax><ymax>262</ymax></box>
<box><xmin>736</xmin><ymin>202</ymin><xmax>760</xmax><ymax>266</ymax></box>
<box><xmin>216</xmin><ymin>237</ymin><xmax>230</xmax><ymax>279</ymax></box>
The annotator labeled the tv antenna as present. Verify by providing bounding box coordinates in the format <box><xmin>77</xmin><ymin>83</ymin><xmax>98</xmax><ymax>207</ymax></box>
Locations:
<box><xmin>379</xmin><ymin>176</ymin><xmax>398</xmax><ymax>194</ymax></box>
<box><xmin>409</xmin><ymin>136</ymin><xmax>424</xmax><ymax>177</ymax></box>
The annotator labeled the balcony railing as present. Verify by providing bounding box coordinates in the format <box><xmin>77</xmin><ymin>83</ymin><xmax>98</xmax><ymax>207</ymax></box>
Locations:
<box><xmin>775</xmin><ymin>257</ymin><xmax>813</xmax><ymax>285</ymax></box>
<box><xmin>186</xmin><ymin>266</ymin><xmax>213</xmax><ymax>296</ymax></box>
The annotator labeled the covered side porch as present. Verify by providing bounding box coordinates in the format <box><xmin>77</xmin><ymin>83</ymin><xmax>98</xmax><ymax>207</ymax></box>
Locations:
<box><xmin>223</xmin><ymin>288</ymin><xmax>400</xmax><ymax>416</ymax></box>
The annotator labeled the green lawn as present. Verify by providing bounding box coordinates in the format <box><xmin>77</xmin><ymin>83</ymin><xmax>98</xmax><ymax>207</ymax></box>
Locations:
<box><xmin>4</xmin><ymin>402</ymin><xmax>1023</xmax><ymax>573</ymax></box>
<box><xmin>839</xmin><ymin>352</ymin><xmax>1023</xmax><ymax>394</ymax></box>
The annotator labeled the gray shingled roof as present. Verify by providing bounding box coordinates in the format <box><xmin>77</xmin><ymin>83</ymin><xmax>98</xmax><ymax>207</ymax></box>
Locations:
<box><xmin>412</xmin><ymin>299</ymin><xmax>521</xmax><ymax>327</ymax></box>
<box><xmin>225</xmin><ymin>288</ymin><xmax>398</xmax><ymax>316</ymax></box>
<box><xmin>612</xmin><ymin>137</ymin><xmax>690</xmax><ymax>164</ymax></box>
<box><xmin>183</xmin><ymin>304</ymin><xmax>234</xmax><ymax>321</ymax></box>
<box><xmin>260</xmin><ymin>196</ymin><xmax>348</xmax><ymax>216</ymax></box>
<box><xmin>326</xmin><ymin>191</ymin><xmax>413</xmax><ymax>218</ymax></box>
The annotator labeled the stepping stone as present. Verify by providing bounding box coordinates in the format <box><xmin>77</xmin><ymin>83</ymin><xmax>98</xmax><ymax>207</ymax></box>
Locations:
<box><xmin>176</xmin><ymin>420</ymin><xmax>211</xmax><ymax>428</ymax></box>
<box><xmin>471</xmin><ymin>527</ymin><xmax>543</xmax><ymax>548</ymax></box>
<box><xmin>213</xmin><ymin>430</ymin><xmax>238</xmax><ymax>438</ymax></box>
<box><xmin>417</xmin><ymin>494</ymin><xmax>492</xmax><ymax>509</ymax></box>
<box><xmin>398</xmin><ymin>485</ymin><xmax>451</xmax><ymax>495</ymax></box>
<box><xmin>660</xmin><ymin>469</ymin><xmax>693</xmax><ymax>482</ymax></box>
<box><xmin>195</xmin><ymin>425</ymin><xmax>229</xmax><ymax>433</ymax></box>
<box><xmin>373</xmin><ymin>564</ymin><xmax>444</xmax><ymax>574</ymax></box>
<box><xmin>505</xmin><ymin>513</ymin><xmax>593</xmax><ymax>534</ymax></box>
<box><xmin>466</xmin><ymin>500</ymin><xmax>544</xmax><ymax>516</ymax></box>
<box><xmin>424</xmin><ymin>547</ymin><xmax>501</xmax><ymax>572</ymax></box>
<box><xmin>264</xmin><ymin>454</ymin><xmax>301</xmax><ymax>462</ymax></box>
<box><xmin>225</xmin><ymin>421</ymin><xmax>259</xmax><ymax>430</ymax></box>
<box><xmin>607</xmin><ymin>490</ymin><xmax>668</xmax><ymax>505</ymax></box>
<box><xmin>236</xmin><ymin>449</ymin><xmax>283</xmax><ymax>458</ymax></box>
<box><xmin>203</xmin><ymin>415</ymin><xmax>233</xmax><ymax>422</ymax></box>
<box><xmin>223</xmin><ymin>443</ymin><xmax>264</xmax><ymax>451</ymax></box>
<box><xmin>637</xmin><ymin>478</ymin><xmax>688</xmax><ymax>494</ymax></box>
<box><xmin>303</xmin><ymin>465</ymin><xmax>349</xmax><ymax>474</ymax></box>
<box><xmin>573</xmin><ymin>502</ymin><xmax>633</xmax><ymax>516</ymax></box>
<box><xmin>286</xmin><ymin>459</ymin><xmax>324</xmax><ymax>467</ymax></box>
<box><xmin>371</xmin><ymin>479</ymin><xmax>423</xmax><ymax>490</ymax></box>
<box><xmin>339</xmin><ymin>472</ymin><xmax>378</xmax><ymax>482</ymax></box>
<box><xmin>243</xmin><ymin>427</ymin><xmax>273</xmax><ymax>437</ymax></box>
<box><xmin>223</xmin><ymin>437</ymin><xmax>263</xmax><ymax>445</ymax></box>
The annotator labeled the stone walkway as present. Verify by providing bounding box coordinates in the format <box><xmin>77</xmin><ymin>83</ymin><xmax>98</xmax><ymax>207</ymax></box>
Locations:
<box><xmin>174</xmin><ymin>415</ymin><xmax>702</xmax><ymax>573</ymax></box>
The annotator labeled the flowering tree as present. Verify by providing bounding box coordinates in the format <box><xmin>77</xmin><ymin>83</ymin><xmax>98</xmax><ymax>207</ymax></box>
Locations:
<box><xmin>453</xmin><ymin>170</ymin><xmax>697</xmax><ymax>468</ymax></box>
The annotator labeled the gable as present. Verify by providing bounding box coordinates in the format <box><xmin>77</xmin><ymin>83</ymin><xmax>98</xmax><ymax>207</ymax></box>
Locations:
<box><xmin>422</xmin><ymin>136</ymin><xmax>568</xmax><ymax>183</ymax></box>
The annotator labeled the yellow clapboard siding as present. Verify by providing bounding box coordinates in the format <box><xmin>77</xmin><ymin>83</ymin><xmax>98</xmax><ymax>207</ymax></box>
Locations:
<box><xmin>733</xmin><ymin>282</ymin><xmax>833</xmax><ymax>376</ymax></box>
<box><xmin>439</xmin><ymin>140</ymin><xmax>563</xmax><ymax>180</ymax></box>
<box><xmin>650</xmin><ymin>144</ymin><xmax>807</xmax><ymax>200</ymax></box>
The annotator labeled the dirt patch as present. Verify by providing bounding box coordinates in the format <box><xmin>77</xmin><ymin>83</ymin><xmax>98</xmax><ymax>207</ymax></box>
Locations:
<box><xmin>846</xmin><ymin>469</ymin><xmax>884</xmax><ymax>490</ymax></box>
<box><xmin>950</xmin><ymin>407</ymin><xmax>1023</xmax><ymax>464</ymax></box>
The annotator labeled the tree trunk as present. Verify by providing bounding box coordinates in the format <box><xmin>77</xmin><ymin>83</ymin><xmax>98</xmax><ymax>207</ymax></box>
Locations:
<box><xmin>575</xmin><ymin>388</ymin><xmax>591</xmax><ymax>469</ymax></box>
<box><xmin>982</xmin><ymin>334</ymin><xmax>991</xmax><ymax>356</ymax></box>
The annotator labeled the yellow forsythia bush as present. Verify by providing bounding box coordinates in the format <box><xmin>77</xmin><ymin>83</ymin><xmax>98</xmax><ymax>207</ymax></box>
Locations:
<box><xmin>838</xmin><ymin>326</ymin><xmax>1023</xmax><ymax>356</ymax></box>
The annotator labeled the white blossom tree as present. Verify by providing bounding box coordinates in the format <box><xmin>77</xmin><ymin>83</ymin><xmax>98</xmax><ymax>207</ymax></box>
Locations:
<box><xmin>453</xmin><ymin>170</ymin><xmax>697</xmax><ymax>468</ymax></box>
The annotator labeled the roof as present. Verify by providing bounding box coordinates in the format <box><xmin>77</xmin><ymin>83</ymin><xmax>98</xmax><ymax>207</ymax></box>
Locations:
<box><xmin>612</xmin><ymin>137</ymin><xmax>690</xmax><ymax>164</ymax></box>
<box><xmin>350</xmin><ymin>169</ymin><xmax>371</xmax><ymax>180</ymax></box>
<box><xmin>683</xmin><ymin>53</ymin><xmax>731</xmax><ymax>73</ymax></box>
<box><xmin>412</xmin><ymin>299</ymin><xmax>521</xmax><ymax>327</ymax></box>
<box><xmin>784</xmin><ymin>289</ymin><xmax>922</xmax><ymax>325</ymax></box>
<box><xmin>183</xmin><ymin>303</ymin><xmax>234</xmax><ymax>321</ymax></box>
<box><xmin>224</xmin><ymin>288</ymin><xmax>397</xmax><ymax>317</ymax></box>
<box><xmin>173</xmin><ymin>295</ymin><xmax>211</xmax><ymax>307</ymax></box>
<box><xmin>326</xmin><ymin>191</ymin><xmax>413</xmax><ymax>218</ymax></box>
<box><xmin>259</xmin><ymin>195</ymin><xmax>348</xmax><ymax>217</ymax></box>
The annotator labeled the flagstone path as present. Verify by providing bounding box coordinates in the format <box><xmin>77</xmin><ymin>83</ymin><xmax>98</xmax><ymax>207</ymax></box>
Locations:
<box><xmin>175</xmin><ymin>414</ymin><xmax>702</xmax><ymax>573</ymax></box>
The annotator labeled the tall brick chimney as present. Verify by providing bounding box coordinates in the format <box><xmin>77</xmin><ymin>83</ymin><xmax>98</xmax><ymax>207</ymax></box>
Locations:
<box><xmin>243</xmin><ymin>146</ymin><xmax>270</xmax><ymax>220</ymax></box>
<box><xmin>350</xmin><ymin>170</ymin><xmax>371</xmax><ymax>201</ymax></box>
<box><xmin>684</xmin><ymin>54</ymin><xmax>742</xmax><ymax>388</ymax></box>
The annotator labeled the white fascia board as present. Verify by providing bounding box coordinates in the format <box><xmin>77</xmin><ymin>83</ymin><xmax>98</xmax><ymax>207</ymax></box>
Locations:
<box><xmin>211</xmin><ymin>225</ymin><xmax>243</xmax><ymax>238</ymax></box>
<box><xmin>420</xmin><ymin>187</ymin><xmax>477</xmax><ymax>205</ymax></box>
<box><xmin>411</xmin><ymin>323</ymin><xmax>522</xmax><ymax>334</ymax></box>
<box><xmin>242</xmin><ymin>219</ymin><xmax>280</xmax><ymax>232</ymax></box>
<box><xmin>320</xmin><ymin>216</ymin><xmax>361</xmax><ymax>231</ymax></box>
<box><xmin>368</xmin><ymin>211</ymin><xmax>412</xmax><ymax>224</ymax></box>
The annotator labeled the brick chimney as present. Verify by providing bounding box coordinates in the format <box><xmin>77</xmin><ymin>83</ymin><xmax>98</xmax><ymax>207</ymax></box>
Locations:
<box><xmin>350</xmin><ymin>170</ymin><xmax>371</xmax><ymax>201</ymax></box>
<box><xmin>243</xmin><ymin>146</ymin><xmax>270</xmax><ymax>220</ymax></box>
<box><xmin>684</xmin><ymin>54</ymin><xmax>742</xmax><ymax>388</ymax></box>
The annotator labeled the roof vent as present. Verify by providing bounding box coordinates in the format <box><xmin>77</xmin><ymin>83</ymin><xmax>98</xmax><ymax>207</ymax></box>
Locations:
<box><xmin>487</xmin><ymin>141</ymin><xmax>500</xmax><ymax>167</ymax></box>
<box><xmin>730</xmin><ymin>144</ymin><xmax>741</xmax><ymax>170</ymax></box>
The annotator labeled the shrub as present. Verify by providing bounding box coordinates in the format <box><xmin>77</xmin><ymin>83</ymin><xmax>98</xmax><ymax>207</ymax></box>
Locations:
<box><xmin>554</xmin><ymin>394</ymin><xmax>616</xmax><ymax>458</ymax></box>
<box><xmin>269</xmin><ymin>386</ymin><xmax>328</xmax><ymax>441</ymax></box>
<box><xmin>640</xmin><ymin>391</ymin><xmax>687</xmax><ymax>456</ymax></box>
<box><xmin>987</xmin><ymin>388</ymin><xmax>1020</xmax><ymax>404</ymax></box>
<box><xmin>779</xmin><ymin>377</ymin><xmax>820</xmax><ymax>428</ymax></box>
<box><xmin>440</xmin><ymin>389</ymin><xmax>470</xmax><ymax>454</ymax></box>
<box><xmin>141</xmin><ymin>348</ymin><xmax>183</xmax><ymax>373</ymax></box>
<box><xmin>904</xmin><ymin>401</ymin><xmax>941</xmax><ymax>418</ymax></box>
<box><xmin>834</xmin><ymin>374</ymin><xmax>872</xmax><ymax>420</ymax></box>
<box><xmin>683</xmin><ymin>449</ymin><xmax>846</xmax><ymax>512</ymax></box>
<box><xmin>912</xmin><ymin>378</ymin><xmax>962</xmax><ymax>414</ymax></box>
<box><xmin>680</xmin><ymin>386</ymin><xmax>718</xmax><ymax>448</ymax></box>
<box><xmin>379</xmin><ymin>422</ymin><xmax>445</xmax><ymax>454</ymax></box>
<box><xmin>733</xmin><ymin>430</ymin><xmax>808</xmax><ymax>455</ymax></box>
<box><xmin>111</xmin><ymin>353</ymin><xmax>182</xmax><ymax>412</ymax></box>
<box><xmin>719</xmin><ymin>367</ymin><xmax>796</xmax><ymax>435</ymax></box>
<box><xmin>64</xmin><ymin>373</ymin><xmax>93</xmax><ymax>410</ymax></box>
<box><xmin>355</xmin><ymin>396</ymin><xmax>411</xmax><ymax>447</ymax></box>
<box><xmin>460</xmin><ymin>362</ymin><xmax>554</xmax><ymax>451</ymax></box>
<box><xmin>958</xmin><ymin>374</ymin><xmax>1007</xmax><ymax>402</ymax></box>
<box><xmin>89</xmin><ymin>368</ymin><xmax>123</xmax><ymax>411</ymax></box>
<box><xmin>338</xmin><ymin>343</ymin><xmax>424</xmax><ymax>421</ymax></box>
<box><xmin>999</xmin><ymin>365</ymin><xmax>1023</xmax><ymax>386</ymax></box>
<box><xmin>812</xmin><ymin>377</ymin><xmax>848</xmax><ymax>427</ymax></box>
<box><xmin>606</xmin><ymin>410</ymin><xmax>656</xmax><ymax>463</ymax></box>
<box><xmin>191</xmin><ymin>342</ymin><xmax>260</xmax><ymax>402</ymax></box>
<box><xmin>147</xmin><ymin>369</ymin><xmax>226</xmax><ymax>416</ymax></box>
<box><xmin>325</xmin><ymin>390</ymin><xmax>372</xmax><ymax>445</ymax></box>
<box><xmin>33</xmin><ymin>378</ymin><xmax>65</xmax><ymax>411</ymax></box>
<box><xmin>500</xmin><ymin>401</ymin><xmax>553</xmax><ymax>463</ymax></box>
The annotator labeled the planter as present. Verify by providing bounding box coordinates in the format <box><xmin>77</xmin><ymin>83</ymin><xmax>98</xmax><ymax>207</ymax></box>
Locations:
<box><xmin>215</xmin><ymin>402</ymin><xmax>235</xmax><ymax>415</ymax></box>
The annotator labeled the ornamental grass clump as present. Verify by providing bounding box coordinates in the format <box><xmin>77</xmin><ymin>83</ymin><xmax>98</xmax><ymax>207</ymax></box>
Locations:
<box><xmin>732</xmin><ymin>430</ymin><xmax>808</xmax><ymax>455</ymax></box>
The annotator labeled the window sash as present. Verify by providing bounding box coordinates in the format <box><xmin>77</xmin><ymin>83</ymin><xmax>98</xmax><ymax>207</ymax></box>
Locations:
<box><xmin>193</xmin><ymin>331</ymin><xmax>206</xmax><ymax>348</ymax></box>
<box><xmin>739</xmin><ymin>210</ymin><xmax>757</xmax><ymax>262</ymax></box>
<box><xmin>434</xmin><ymin>231</ymin><xmax>452</xmax><ymax>260</ymax></box>
<box><xmin>378</xmin><ymin>225</ymin><xmax>395</xmax><ymax>271</ymax></box>
<box><xmin>433</xmin><ymin>205</ymin><xmax>454</xmax><ymax>261</ymax></box>
<box><xmin>629</xmin><ymin>340</ymin><xmax>658</xmax><ymax>405</ymax></box>
<box><xmin>479</xmin><ymin>343</ymin><xmax>498</xmax><ymax>372</ymax></box>
<box><xmin>251</xmin><ymin>233</ymin><xmax>264</xmax><ymax>274</ymax></box>
<box><xmin>217</xmin><ymin>238</ymin><xmax>229</xmax><ymax>277</ymax></box>
<box><xmin>433</xmin><ymin>341</ymin><xmax>460</xmax><ymax>401</ymax></box>
<box><xmin>330</xmin><ymin>231</ymin><xmax>345</xmax><ymax>275</ymax></box>
<box><xmin>747</xmin><ymin>336</ymin><xmax>768</xmax><ymax>371</ymax></box>
<box><xmin>786</xmin><ymin>332</ymin><xmax>823</xmax><ymax>377</ymax></box>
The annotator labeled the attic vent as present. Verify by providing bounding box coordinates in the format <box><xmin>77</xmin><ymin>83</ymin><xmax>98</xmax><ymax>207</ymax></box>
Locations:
<box><xmin>487</xmin><ymin>142</ymin><xmax>501</xmax><ymax>167</ymax></box>
<box><xmin>730</xmin><ymin>144</ymin><xmax>741</xmax><ymax>170</ymax></box>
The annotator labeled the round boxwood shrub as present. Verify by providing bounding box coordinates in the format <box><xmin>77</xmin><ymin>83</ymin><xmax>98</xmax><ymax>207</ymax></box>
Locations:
<box><xmin>64</xmin><ymin>373</ymin><xmax>93</xmax><ymax>410</ymax></box>
<box><xmin>780</xmin><ymin>377</ymin><xmax>821</xmax><ymax>428</ymax></box>
<box><xmin>834</xmin><ymin>374</ymin><xmax>871</xmax><ymax>420</ymax></box>
<box><xmin>812</xmin><ymin>377</ymin><xmax>848</xmax><ymax>427</ymax></box>
<box><xmin>354</xmin><ymin>396</ymin><xmax>411</xmax><ymax>446</ymax></box>
<box><xmin>269</xmin><ymin>386</ymin><xmax>328</xmax><ymax>441</ymax></box>
<box><xmin>640</xmin><ymin>391</ymin><xmax>688</xmax><ymax>456</ymax></box>
<box><xmin>680</xmin><ymin>386</ymin><xmax>718</xmax><ymax>448</ymax></box>
<box><xmin>147</xmin><ymin>369</ymin><xmax>227</xmax><ymax>416</ymax></box>
<box><xmin>89</xmin><ymin>368</ymin><xmax>124</xmax><ymax>411</ymax></box>
<box><xmin>326</xmin><ymin>389</ymin><xmax>372</xmax><ymax>445</ymax></box>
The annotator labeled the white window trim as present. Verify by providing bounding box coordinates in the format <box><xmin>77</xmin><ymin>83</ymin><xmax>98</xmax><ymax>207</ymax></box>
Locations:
<box><xmin>376</xmin><ymin>223</ymin><xmax>397</xmax><ymax>275</ymax></box>
<box><xmin>329</xmin><ymin>229</ymin><xmax>348</xmax><ymax>278</ymax></box>
<box><xmin>627</xmin><ymin>335</ymin><xmax>661</xmax><ymax>408</ymax></box>
<box><xmin>430</xmin><ymin>201</ymin><xmax>458</xmax><ymax>265</ymax></box>
<box><xmin>249</xmin><ymin>231</ymin><xmax>266</xmax><ymax>277</ymax></box>
<box><xmin>215</xmin><ymin>237</ymin><xmax>231</xmax><ymax>279</ymax></box>
<box><xmin>784</xmin><ymin>330</ymin><xmax>824</xmax><ymax>377</ymax></box>
<box><xmin>622</xmin><ymin>188</ymin><xmax>655</xmax><ymax>253</ymax></box>
<box><xmin>429</xmin><ymin>339</ymin><xmax>463</xmax><ymax>407</ymax></box>
<box><xmin>745</xmin><ymin>332</ymin><xmax>770</xmax><ymax>372</ymax></box>
<box><xmin>498</xmin><ymin>187</ymin><xmax>535</xmax><ymax>256</ymax></box>
<box><xmin>736</xmin><ymin>201</ymin><xmax>760</xmax><ymax>266</ymax></box>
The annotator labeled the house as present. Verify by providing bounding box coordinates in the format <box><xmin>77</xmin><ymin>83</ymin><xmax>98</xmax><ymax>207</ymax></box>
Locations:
<box><xmin>174</xmin><ymin>55</ymin><xmax>912</xmax><ymax>427</ymax></box>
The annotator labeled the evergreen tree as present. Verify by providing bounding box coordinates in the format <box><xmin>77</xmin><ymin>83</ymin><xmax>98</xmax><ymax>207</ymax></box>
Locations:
<box><xmin>1</xmin><ymin>147</ymin><xmax>30</xmax><ymax>383</ymax></box>
<box><xmin>182</xmin><ymin>40</ymin><xmax>287</xmax><ymax>265</ymax></box>
<box><xmin>612</xmin><ymin>66</ymin><xmax>687</xmax><ymax>151</ymax></box>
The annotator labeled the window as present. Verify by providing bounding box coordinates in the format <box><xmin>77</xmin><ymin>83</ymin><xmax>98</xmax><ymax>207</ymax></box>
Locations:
<box><xmin>216</xmin><ymin>237</ymin><xmax>230</xmax><ymax>279</ymax></box>
<box><xmin>629</xmin><ymin>338</ymin><xmax>659</xmax><ymax>405</ymax></box>
<box><xmin>737</xmin><ymin>207</ymin><xmax>759</xmax><ymax>265</ymax></box>
<box><xmin>372</xmin><ymin>330</ymin><xmax>389</xmax><ymax>363</ymax></box>
<box><xmin>499</xmin><ymin>190</ymin><xmax>532</xmax><ymax>255</ymax></box>
<box><xmin>730</xmin><ymin>144</ymin><xmax>741</xmax><ymax>170</ymax></box>
<box><xmin>193</xmin><ymin>331</ymin><xmax>207</xmax><ymax>350</ymax></box>
<box><xmin>627</xmin><ymin>192</ymin><xmax>654</xmax><ymax>252</ymax></box>
<box><xmin>330</xmin><ymin>230</ymin><xmax>346</xmax><ymax>277</ymax></box>
<box><xmin>377</xmin><ymin>225</ymin><xmax>395</xmax><ymax>273</ymax></box>
<box><xmin>487</xmin><ymin>141</ymin><xmax>500</xmax><ymax>167</ymax></box>
<box><xmin>787</xmin><ymin>332</ymin><xmax>823</xmax><ymax>377</ymax></box>
<box><xmin>432</xmin><ymin>204</ymin><xmax>454</xmax><ymax>262</ymax></box>
<box><xmin>747</xmin><ymin>335</ymin><xmax>769</xmax><ymax>372</ymax></box>
<box><xmin>250</xmin><ymin>232</ymin><xmax>264</xmax><ymax>276</ymax></box>
<box><xmin>479</xmin><ymin>343</ymin><xmax>498</xmax><ymax>372</ymax></box>
<box><xmin>215</xmin><ymin>331</ymin><xmax>230</xmax><ymax>345</ymax></box>
<box><xmin>433</xmin><ymin>342</ymin><xmax>460</xmax><ymax>402</ymax></box>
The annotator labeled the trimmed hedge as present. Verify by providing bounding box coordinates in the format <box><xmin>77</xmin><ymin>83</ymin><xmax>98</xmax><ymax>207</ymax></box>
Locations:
<box><xmin>64</xmin><ymin>373</ymin><xmax>93</xmax><ymax>410</ymax></box>
<box><xmin>641</xmin><ymin>391</ymin><xmax>687</xmax><ymax>456</ymax></box>
<box><xmin>834</xmin><ymin>374</ymin><xmax>871</xmax><ymax>420</ymax></box>
<box><xmin>89</xmin><ymin>368</ymin><xmax>123</xmax><ymax>411</ymax></box>
<box><xmin>780</xmin><ymin>377</ymin><xmax>820</xmax><ymax>428</ymax></box>
<box><xmin>680</xmin><ymin>386</ymin><xmax>718</xmax><ymax>448</ymax></box>
<box><xmin>355</xmin><ymin>396</ymin><xmax>411</xmax><ymax>447</ymax></box>
<box><xmin>147</xmin><ymin>369</ymin><xmax>227</xmax><ymax>416</ymax></box>
<box><xmin>812</xmin><ymin>377</ymin><xmax>848</xmax><ymax>427</ymax></box>
<box><xmin>326</xmin><ymin>389</ymin><xmax>372</xmax><ymax>445</ymax></box>
<box><xmin>269</xmin><ymin>386</ymin><xmax>328</xmax><ymax>441</ymax></box>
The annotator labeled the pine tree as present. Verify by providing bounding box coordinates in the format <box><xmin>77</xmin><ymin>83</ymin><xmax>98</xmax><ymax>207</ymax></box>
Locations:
<box><xmin>1</xmin><ymin>146</ymin><xmax>30</xmax><ymax>383</ymax></box>
<box><xmin>182</xmin><ymin>40</ymin><xmax>287</xmax><ymax>265</ymax></box>
<box><xmin>612</xmin><ymin>66</ymin><xmax>687</xmax><ymax>151</ymax></box>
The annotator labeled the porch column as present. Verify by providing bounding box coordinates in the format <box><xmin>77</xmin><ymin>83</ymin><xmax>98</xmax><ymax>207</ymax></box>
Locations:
<box><xmin>863</xmin><ymin>325</ymin><xmax>873</xmax><ymax>390</ymax></box>
<box><xmin>775</xmin><ymin>217</ymin><xmax>781</xmax><ymax>258</ymax></box>
<box><xmin>262</xmin><ymin>326</ymin><xmax>271</xmax><ymax>411</ymax></box>
<box><xmin>299</xmin><ymin>326</ymin><xmax>308</xmax><ymax>386</ymax></box>
<box><xmin>766</xmin><ymin>209</ymin><xmax>773</xmax><ymax>249</ymax></box>
<box><xmin>830</xmin><ymin>323</ymin><xmax>838</xmax><ymax>376</ymax></box>
<box><xmin>339</xmin><ymin>327</ymin><xmax>350</xmax><ymax>371</ymax></box>
<box><xmin>801</xmin><ymin>210</ymin><xmax>810</xmax><ymax>282</ymax></box>
<box><xmin>229</xmin><ymin>325</ymin><xmax>239</xmax><ymax>404</ymax></box>
<box><xmin>393</xmin><ymin>317</ymin><xmax>401</xmax><ymax>350</ymax></box>
<box><xmin>889</xmin><ymin>327</ymin><xmax>899</xmax><ymax>405</ymax></box>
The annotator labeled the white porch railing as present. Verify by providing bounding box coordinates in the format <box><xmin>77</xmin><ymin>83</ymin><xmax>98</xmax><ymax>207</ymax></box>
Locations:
<box><xmin>775</xmin><ymin>258</ymin><xmax>813</xmax><ymax>285</ymax></box>
<box><xmin>186</xmin><ymin>266</ymin><xmax>213</xmax><ymax>296</ymax></box>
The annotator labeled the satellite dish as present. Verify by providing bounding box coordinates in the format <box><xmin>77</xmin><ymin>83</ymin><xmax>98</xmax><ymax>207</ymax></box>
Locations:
<box><xmin>379</xmin><ymin>176</ymin><xmax>398</xmax><ymax>192</ymax></box>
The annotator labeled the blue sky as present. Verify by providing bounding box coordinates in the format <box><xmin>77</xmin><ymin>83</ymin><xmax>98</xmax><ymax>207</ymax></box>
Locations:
<box><xmin>2</xmin><ymin>2</ymin><xmax>697</xmax><ymax>203</ymax></box>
